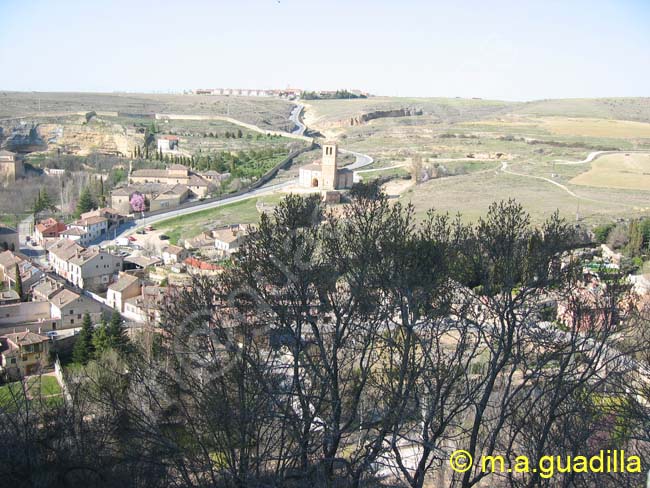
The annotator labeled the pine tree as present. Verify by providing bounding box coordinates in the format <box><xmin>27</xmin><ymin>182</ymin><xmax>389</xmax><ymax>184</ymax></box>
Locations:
<box><xmin>13</xmin><ymin>263</ymin><xmax>24</xmax><ymax>301</ymax></box>
<box><xmin>76</xmin><ymin>186</ymin><xmax>96</xmax><ymax>217</ymax></box>
<box><xmin>92</xmin><ymin>316</ymin><xmax>111</xmax><ymax>357</ymax></box>
<box><xmin>107</xmin><ymin>310</ymin><xmax>128</xmax><ymax>351</ymax></box>
<box><xmin>98</xmin><ymin>178</ymin><xmax>106</xmax><ymax>207</ymax></box>
<box><xmin>72</xmin><ymin>313</ymin><xmax>95</xmax><ymax>364</ymax></box>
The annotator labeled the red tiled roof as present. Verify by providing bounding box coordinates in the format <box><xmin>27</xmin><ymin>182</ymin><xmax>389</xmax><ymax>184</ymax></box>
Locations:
<box><xmin>183</xmin><ymin>257</ymin><xmax>223</xmax><ymax>271</ymax></box>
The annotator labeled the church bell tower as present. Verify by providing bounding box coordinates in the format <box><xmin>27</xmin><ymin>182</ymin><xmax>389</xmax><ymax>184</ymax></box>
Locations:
<box><xmin>321</xmin><ymin>142</ymin><xmax>338</xmax><ymax>190</ymax></box>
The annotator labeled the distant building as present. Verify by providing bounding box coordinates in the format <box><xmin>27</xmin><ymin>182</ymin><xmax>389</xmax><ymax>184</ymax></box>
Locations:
<box><xmin>0</xmin><ymin>225</ymin><xmax>19</xmax><ymax>251</ymax></box>
<box><xmin>157</xmin><ymin>135</ymin><xmax>180</xmax><ymax>153</ymax></box>
<box><xmin>162</xmin><ymin>245</ymin><xmax>188</xmax><ymax>265</ymax></box>
<box><xmin>129</xmin><ymin>164</ymin><xmax>213</xmax><ymax>198</ymax></box>
<box><xmin>299</xmin><ymin>142</ymin><xmax>353</xmax><ymax>191</ymax></box>
<box><xmin>0</xmin><ymin>331</ymin><xmax>50</xmax><ymax>379</ymax></box>
<box><xmin>0</xmin><ymin>150</ymin><xmax>23</xmax><ymax>185</ymax></box>
<box><xmin>213</xmin><ymin>225</ymin><xmax>250</xmax><ymax>256</ymax></box>
<box><xmin>111</xmin><ymin>183</ymin><xmax>190</xmax><ymax>214</ymax></box>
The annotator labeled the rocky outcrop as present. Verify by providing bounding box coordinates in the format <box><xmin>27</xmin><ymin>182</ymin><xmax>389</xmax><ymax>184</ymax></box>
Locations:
<box><xmin>338</xmin><ymin>108</ymin><xmax>423</xmax><ymax>128</ymax></box>
<box><xmin>5</xmin><ymin>125</ymin><xmax>47</xmax><ymax>153</ymax></box>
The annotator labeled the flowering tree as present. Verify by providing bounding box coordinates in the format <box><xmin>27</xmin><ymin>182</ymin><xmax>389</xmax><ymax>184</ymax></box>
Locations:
<box><xmin>129</xmin><ymin>192</ymin><xmax>146</xmax><ymax>213</ymax></box>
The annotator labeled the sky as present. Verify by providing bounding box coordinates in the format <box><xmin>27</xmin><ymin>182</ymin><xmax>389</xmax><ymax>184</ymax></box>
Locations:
<box><xmin>0</xmin><ymin>0</ymin><xmax>648</xmax><ymax>101</ymax></box>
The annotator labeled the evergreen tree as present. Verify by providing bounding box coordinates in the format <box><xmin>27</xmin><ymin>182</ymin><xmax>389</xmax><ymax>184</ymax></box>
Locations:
<box><xmin>72</xmin><ymin>313</ymin><xmax>95</xmax><ymax>364</ymax></box>
<box><xmin>13</xmin><ymin>263</ymin><xmax>24</xmax><ymax>302</ymax></box>
<box><xmin>108</xmin><ymin>310</ymin><xmax>128</xmax><ymax>351</ymax></box>
<box><xmin>76</xmin><ymin>186</ymin><xmax>96</xmax><ymax>217</ymax></box>
<box><xmin>92</xmin><ymin>316</ymin><xmax>112</xmax><ymax>357</ymax></box>
<box><xmin>98</xmin><ymin>178</ymin><xmax>106</xmax><ymax>207</ymax></box>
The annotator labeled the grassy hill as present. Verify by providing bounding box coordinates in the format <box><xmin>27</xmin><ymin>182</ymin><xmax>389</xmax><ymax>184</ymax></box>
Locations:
<box><xmin>0</xmin><ymin>91</ymin><xmax>295</xmax><ymax>131</ymax></box>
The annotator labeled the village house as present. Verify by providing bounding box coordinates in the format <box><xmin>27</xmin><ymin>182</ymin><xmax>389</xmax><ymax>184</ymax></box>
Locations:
<box><xmin>107</xmin><ymin>273</ymin><xmax>141</xmax><ymax>312</ymax></box>
<box><xmin>0</xmin><ymin>331</ymin><xmax>50</xmax><ymax>379</ymax></box>
<box><xmin>129</xmin><ymin>164</ymin><xmax>214</xmax><ymax>198</ymax></box>
<box><xmin>0</xmin><ymin>250</ymin><xmax>44</xmax><ymax>292</ymax></box>
<box><xmin>0</xmin><ymin>290</ymin><xmax>21</xmax><ymax>305</ymax></box>
<box><xmin>0</xmin><ymin>278</ymin><xmax>103</xmax><ymax>333</ymax></box>
<box><xmin>47</xmin><ymin>240</ymin><xmax>123</xmax><ymax>292</ymax></box>
<box><xmin>80</xmin><ymin>207</ymin><xmax>128</xmax><ymax>228</ymax></box>
<box><xmin>123</xmin><ymin>285</ymin><xmax>167</xmax><ymax>324</ymax></box>
<box><xmin>111</xmin><ymin>183</ymin><xmax>191</xmax><ymax>214</ymax></box>
<box><xmin>59</xmin><ymin>227</ymin><xmax>91</xmax><ymax>246</ymax></box>
<box><xmin>0</xmin><ymin>225</ymin><xmax>19</xmax><ymax>251</ymax></box>
<box><xmin>162</xmin><ymin>245</ymin><xmax>188</xmax><ymax>265</ymax></box>
<box><xmin>68</xmin><ymin>215</ymin><xmax>109</xmax><ymax>243</ymax></box>
<box><xmin>213</xmin><ymin>225</ymin><xmax>250</xmax><ymax>256</ymax></box>
<box><xmin>48</xmin><ymin>287</ymin><xmax>103</xmax><ymax>328</ymax></box>
<box><xmin>34</xmin><ymin>218</ymin><xmax>67</xmax><ymax>246</ymax></box>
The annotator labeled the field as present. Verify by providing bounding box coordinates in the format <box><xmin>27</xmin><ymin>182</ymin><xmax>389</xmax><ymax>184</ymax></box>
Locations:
<box><xmin>570</xmin><ymin>153</ymin><xmax>650</xmax><ymax>191</ymax></box>
<box><xmin>0</xmin><ymin>375</ymin><xmax>63</xmax><ymax>410</ymax></box>
<box><xmin>156</xmin><ymin>195</ymin><xmax>283</xmax><ymax>245</ymax></box>
<box><xmin>302</xmin><ymin>96</ymin><xmax>650</xmax><ymax>225</ymax></box>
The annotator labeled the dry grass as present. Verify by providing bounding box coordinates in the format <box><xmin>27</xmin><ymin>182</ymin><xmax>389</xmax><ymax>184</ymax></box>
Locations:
<box><xmin>570</xmin><ymin>153</ymin><xmax>650</xmax><ymax>190</ymax></box>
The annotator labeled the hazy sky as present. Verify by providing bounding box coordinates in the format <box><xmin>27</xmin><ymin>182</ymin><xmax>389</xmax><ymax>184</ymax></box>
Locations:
<box><xmin>1</xmin><ymin>0</ymin><xmax>648</xmax><ymax>100</ymax></box>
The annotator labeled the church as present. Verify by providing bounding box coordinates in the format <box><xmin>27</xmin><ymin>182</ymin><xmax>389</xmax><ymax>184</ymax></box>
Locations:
<box><xmin>298</xmin><ymin>142</ymin><xmax>353</xmax><ymax>190</ymax></box>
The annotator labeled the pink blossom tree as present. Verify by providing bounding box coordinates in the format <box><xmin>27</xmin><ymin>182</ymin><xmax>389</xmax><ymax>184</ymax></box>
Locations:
<box><xmin>129</xmin><ymin>192</ymin><xmax>146</xmax><ymax>213</ymax></box>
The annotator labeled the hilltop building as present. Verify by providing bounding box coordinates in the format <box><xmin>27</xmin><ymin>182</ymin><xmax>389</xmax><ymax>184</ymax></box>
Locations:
<box><xmin>298</xmin><ymin>142</ymin><xmax>353</xmax><ymax>191</ymax></box>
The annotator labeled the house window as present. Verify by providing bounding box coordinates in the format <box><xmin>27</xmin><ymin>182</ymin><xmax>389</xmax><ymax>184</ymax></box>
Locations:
<box><xmin>10</xmin><ymin>358</ymin><xmax>16</xmax><ymax>364</ymax></box>
<box><xmin>70</xmin><ymin>310</ymin><xmax>73</xmax><ymax>315</ymax></box>
<box><xmin>77</xmin><ymin>314</ymin><xmax>81</xmax><ymax>319</ymax></box>
<box><xmin>70</xmin><ymin>319</ymin><xmax>74</xmax><ymax>324</ymax></box>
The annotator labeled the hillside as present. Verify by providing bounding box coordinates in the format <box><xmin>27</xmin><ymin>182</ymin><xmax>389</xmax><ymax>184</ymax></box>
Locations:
<box><xmin>0</xmin><ymin>91</ymin><xmax>295</xmax><ymax>131</ymax></box>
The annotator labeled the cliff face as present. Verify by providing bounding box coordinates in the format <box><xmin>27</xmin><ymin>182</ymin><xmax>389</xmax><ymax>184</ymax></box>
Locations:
<box><xmin>336</xmin><ymin>108</ymin><xmax>423</xmax><ymax>128</ymax></box>
<box><xmin>38</xmin><ymin>121</ymin><xmax>141</xmax><ymax>156</ymax></box>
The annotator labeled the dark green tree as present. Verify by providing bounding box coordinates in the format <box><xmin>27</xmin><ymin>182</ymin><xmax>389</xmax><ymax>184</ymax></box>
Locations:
<box><xmin>107</xmin><ymin>310</ymin><xmax>128</xmax><ymax>351</ymax></box>
<box><xmin>75</xmin><ymin>186</ymin><xmax>96</xmax><ymax>217</ymax></box>
<box><xmin>72</xmin><ymin>313</ymin><xmax>95</xmax><ymax>364</ymax></box>
<box><xmin>13</xmin><ymin>263</ymin><xmax>24</xmax><ymax>301</ymax></box>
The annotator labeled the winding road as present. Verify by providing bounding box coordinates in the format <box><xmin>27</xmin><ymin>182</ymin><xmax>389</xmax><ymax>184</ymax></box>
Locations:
<box><xmin>103</xmin><ymin>103</ymin><xmax>375</xmax><ymax>244</ymax></box>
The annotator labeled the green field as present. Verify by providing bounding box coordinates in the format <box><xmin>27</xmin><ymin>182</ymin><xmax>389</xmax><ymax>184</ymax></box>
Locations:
<box><xmin>157</xmin><ymin>195</ymin><xmax>282</xmax><ymax>245</ymax></box>
<box><xmin>0</xmin><ymin>375</ymin><xmax>63</xmax><ymax>410</ymax></box>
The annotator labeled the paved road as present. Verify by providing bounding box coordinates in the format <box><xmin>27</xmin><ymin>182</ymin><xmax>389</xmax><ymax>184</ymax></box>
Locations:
<box><xmin>553</xmin><ymin>150</ymin><xmax>648</xmax><ymax>166</ymax></box>
<box><xmin>97</xmin><ymin>109</ymin><xmax>374</xmax><ymax>244</ymax></box>
<box><xmin>290</xmin><ymin>104</ymin><xmax>306</xmax><ymax>136</ymax></box>
<box><xmin>341</xmin><ymin>149</ymin><xmax>374</xmax><ymax>170</ymax></box>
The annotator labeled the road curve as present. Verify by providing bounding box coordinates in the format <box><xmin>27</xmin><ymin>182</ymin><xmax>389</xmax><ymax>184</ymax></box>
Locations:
<box><xmin>290</xmin><ymin>104</ymin><xmax>306</xmax><ymax>136</ymax></box>
<box><xmin>554</xmin><ymin>150</ymin><xmax>649</xmax><ymax>166</ymax></box>
<box><xmin>105</xmin><ymin>110</ymin><xmax>374</xmax><ymax>242</ymax></box>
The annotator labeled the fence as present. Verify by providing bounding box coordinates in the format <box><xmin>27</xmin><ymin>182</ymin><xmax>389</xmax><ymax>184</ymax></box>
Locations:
<box><xmin>54</xmin><ymin>355</ymin><xmax>72</xmax><ymax>404</ymax></box>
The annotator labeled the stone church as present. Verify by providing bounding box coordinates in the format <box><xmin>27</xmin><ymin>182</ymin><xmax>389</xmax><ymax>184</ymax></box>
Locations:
<box><xmin>0</xmin><ymin>150</ymin><xmax>23</xmax><ymax>185</ymax></box>
<box><xmin>298</xmin><ymin>142</ymin><xmax>353</xmax><ymax>190</ymax></box>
